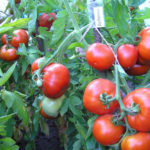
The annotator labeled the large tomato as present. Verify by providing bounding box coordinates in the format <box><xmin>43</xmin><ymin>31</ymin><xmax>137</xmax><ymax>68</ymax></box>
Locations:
<box><xmin>123</xmin><ymin>88</ymin><xmax>150</xmax><ymax>131</ymax></box>
<box><xmin>86</xmin><ymin>43</ymin><xmax>115</xmax><ymax>71</ymax></box>
<box><xmin>42</xmin><ymin>63</ymin><xmax>70</xmax><ymax>99</ymax></box>
<box><xmin>83</xmin><ymin>78</ymin><xmax>120</xmax><ymax>115</ymax></box>
<box><xmin>31</xmin><ymin>57</ymin><xmax>53</xmax><ymax>73</ymax></box>
<box><xmin>117</xmin><ymin>44</ymin><xmax>138</xmax><ymax>69</ymax></box>
<box><xmin>40</xmin><ymin>95</ymin><xmax>65</xmax><ymax>118</ymax></box>
<box><xmin>1</xmin><ymin>29</ymin><xmax>28</xmax><ymax>48</ymax></box>
<box><xmin>121</xmin><ymin>132</ymin><xmax>150</xmax><ymax>150</ymax></box>
<box><xmin>138</xmin><ymin>30</ymin><xmax>150</xmax><ymax>60</ymax></box>
<box><xmin>0</xmin><ymin>45</ymin><xmax>18</xmax><ymax>61</ymax></box>
<box><xmin>93</xmin><ymin>115</ymin><xmax>124</xmax><ymax>146</ymax></box>
<box><xmin>38</xmin><ymin>13</ymin><xmax>56</xmax><ymax>30</ymax></box>
<box><xmin>125</xmin><ymin>64</ymin><xmax>149</xmax><ymax>76</ymax></box>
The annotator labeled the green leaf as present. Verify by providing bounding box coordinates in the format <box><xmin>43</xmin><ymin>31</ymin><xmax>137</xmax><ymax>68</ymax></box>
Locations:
<box><xmin>50</xmin><ymin>10</ymin><xmax>67</xmax><ymax>45</ymax></box>
<box><xmin>68</xmin><ymin>42</ymin><xmax>84</xmax><ymax>49</ymax></box>
<box><xmin>1</xmin><ymin>90</ymin><xmax>29</xmax><ymax>126</ymax></box>
<box><xmin>75</xmin><ymin>122</ymin><xmax>86</xmax><ymax>139</ymax></box>
<box><xmin>72</xmin><ymin>140</ymin><xmax>81</xmax><ymax>150</ymax></box>
<box><xmin>60</xmin><ymin>98</ymin><xmax>69</xmax><ymax>116</ymax></box>
<box><xmin>0</xmin><ymin>125</ymin><xmax>6</xmax><ymax>136</ymax></box>
<box><xmin>0</xmin><ymin>62</ymin><xmax>17</xmax><ymax>86</ymax></box>
<box><xmin>0</xmin><ymin>113</ymin><xmax>16</xmax><ymax>124</ymax></box>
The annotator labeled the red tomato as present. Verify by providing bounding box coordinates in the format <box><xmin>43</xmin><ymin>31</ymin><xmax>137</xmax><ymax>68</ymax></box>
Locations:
<box><xmin>1</xmin><ymin>34</ymin><xmax>7</xmax><ymax>44</ymax></box>
<box><xmin>125</xmin><ymin>64</ymin><xmax>149</xmax><ymax>76</ymax></box>
<box><xmin>83</xmin><ymin>78</ymin><xmax>120</xmax><ymax>115</ymax></box>
<box><xmin>138</xmin><ymin>55</ymin><xmax>150</xmax><ymax>65</ymax></box>
<box><xmin>123</xmin><ymin>88</ymin><xmax>150</xmax><ymax>131</ymax></box>
<box><xmin>138</xmin><ymin>27</ymin><xmax>150</xmax><ymax>37</ymax></box>
<box><xmin>0</xmin><ymin>45</ymin><xmax>18</xmax><ymax>61</ymax></box>
<box><xmin>93</xmin><ymin>115</ymin><xmax>124</xmax><ymax>146</ymax></box>
<box><xmin>138</xmin><ymin>30</ymin><xmax>150</xmax><ymax>60</ymax></box>
<box><xmin>86</xmin><ymin>43</ymin><xmax>115</xmax><ymax>71</ymax></box>
<box><xmin>38</xmin><ymin>13</ymin><xmax>56</xmax><ymax>30</ymax></box>
<box><xmin>31</xmin><ymin>57</ymin><xmax>53</xmax><ymax>74</ymax></box>
<box><xmin>42</xmin><ymin>63</ymin><xmax>70</xmax><ymax>99</ymax></box>
<box><xmin>39</xmin><ymin>101</ymin><xmax>52</xmax><ymax>119</ymax></box>
<box><xmin>1</xmin><ymin>29</ymin><xmax>28</xmax><ymax>48</ymax></box>
<box><xmin>121</xmin><ymin>132</ymin><xmax>150</xmax><ymax>150</ymax></box>
<box><xmin>117</xmin><ymin>44</ymin><xmax>138</xmax><ymax>69</ymax></box>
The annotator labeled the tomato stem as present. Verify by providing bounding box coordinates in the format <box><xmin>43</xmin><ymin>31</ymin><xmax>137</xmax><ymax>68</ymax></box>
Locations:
<box><xmin>63</xmin><ymin>0</ymin><xmax>89</xmax><ymax>49</ymax></box>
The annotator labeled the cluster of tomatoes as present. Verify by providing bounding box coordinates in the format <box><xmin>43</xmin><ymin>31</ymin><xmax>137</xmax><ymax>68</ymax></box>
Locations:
<box><xmin>31</xmin><ymin>57</ymin><xmax>70</xmax><ymax>119</ymax></box>
<box><xmin>0</xmin><ymin>29</ymin><xmax>28</xmax><ymax>61</ymax></box>
<box><xmin>84</xmin><ymin>27</ymin><xmax>150</xmax><ymax>149</ymax></box>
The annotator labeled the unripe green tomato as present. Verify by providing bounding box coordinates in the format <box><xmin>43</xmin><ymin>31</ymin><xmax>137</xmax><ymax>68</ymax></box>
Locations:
<box><xmin>41</xmin><ymin>95</ymin><xmax>65</xmax><ymax>117</ymax></box>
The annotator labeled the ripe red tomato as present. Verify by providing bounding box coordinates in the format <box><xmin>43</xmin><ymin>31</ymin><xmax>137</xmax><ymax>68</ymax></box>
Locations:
<box><xmin>1</xmin><ymin>34</ymin><xmax>7</xmax><ymax>45</ymax></box>
<box><xmin>138</xmin><ymin>55</ymin><xmax>150</xmax><ymax>65</ymax></box>
<box><xmin>1</xmin><ymin>29</ymin><xmax>28</xmax><ymax>48</ymax></box>
<box><xmin>42</xmin><ymin>63</ymin><xmax>70</xmax><ymax>99</ymax></box>
<box><xmin>31</xmin><ymin>57</ymin><xmax>53</xmax><ymax>74</ymax></box>
<box><xmin>83</xmin><ymin>78</ymin><xmax>120</xmax><ymax>115</ymax></box>
<box><xmin>86</xmin><ymin>43</ymin><xmax>115</xmax><ymax>71</ymax></box>
<box><xmin>138</xmin><ymin>30</ymin><xmax>150</xmax><ymax>60</ymax></box>
<box><xmin>125</xmin><ymin>64</ymin><xmax>149</xmax><ymax>76</ymax></box>
<box><xmin>117</xmin><ymin>44</ymin><xmax>138</xmax><ymax>69</ymax></box>
<box><xmin>138</xmin><ymin>27</ymin><xmax>150</xmax><ymax>37</ymax></box>
<box><xmin>38</xmin><ymin>13</ymin><xmax>56</xmax><ymax>30</ymax></box>
<box><xmin>0</xmin><ymin>45</ymin><xmax>18</xmax><ymax>61</ymax></box>
<box><xmin>121</xmin><ymin>132</ymin><xmax>150</xmax><ymax>150</ymax></box>
<box><xmin>93</xmin><ymin>115</ymin><xmax>124</xmax><ymax>146</ymax></box>
<box><xmin>123</xmin><ymin>88</ymin><xmax>150</xmax><ymax>131</ymax></box>
<box><xmin>39</xmin><ymin>101</ymin><xmax>52</xmax><ymax>119</ymax></box>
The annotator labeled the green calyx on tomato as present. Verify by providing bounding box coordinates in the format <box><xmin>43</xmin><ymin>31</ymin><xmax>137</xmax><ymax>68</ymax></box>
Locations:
<box><xmin>123</xmin><ymin>88</ymin><xmax>150</xmax><ymax>131</ymax></box>
<box><xmin>41</xmin><ymin>95</ymin><xmax>65</xmax><ymax>118</ymax></box>
<box><xmin>1</xmin><ymin>29</ymin><xmax>28</xmax><ymax>48</ymax></box>
<box><xmin>83</xmin><ymin>78</ymin><xmax>120</xmax><ymax>115</ymax></box>
<box><xmin>86</xmin><ymin>43</ymin><xmax>115</xmax><ymax>71</ymax></box>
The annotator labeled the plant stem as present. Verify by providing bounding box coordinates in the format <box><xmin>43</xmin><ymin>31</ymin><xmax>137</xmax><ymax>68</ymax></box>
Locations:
<box><xmin>120</xmin><ymin>77</ymin><xmax>131</xmax><ymax>94</ymax></box>
<box><xmin>63</xmin><ymin>0</ymin><xmax>89</xmax><ymax>49</ymax></box>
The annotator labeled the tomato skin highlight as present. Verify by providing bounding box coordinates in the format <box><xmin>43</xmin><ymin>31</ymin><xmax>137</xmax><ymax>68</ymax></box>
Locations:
<box><xmin>86</xmin><ymin>43</ymin><xmax>115</xmax><ymax>71</ymax></box>
<box><xmin>117</xmin><ymin>44</ymin><xmax>138</xmax><ymax>69</ymax></box>
<box><xmin>42</xmin><ymin>63</ymin><xmax>70</xmax><ymax>99</ymax></box>
<box><xmin>123</xmin><ymin>88</ymin><xmax>150</xmax><ymax>131</ymax></box>
<box><xmin>125</xmin><ymin>64</ymin><xmax>149</xmax><ymax>76</ymax></box>
<box><xmin>0</xmin><ymin>45</ymin><xmax>18</xmax><ymax>61</ymax></box>
<box><xmin>38</xmin><ymin>13</ymin><xmax>56</xmax><ymax>30</ymax></box>
<box><xmin>138</xmin><ymin>27</ymin><xmax>150</xmax><ymax>37</ymax></box>
<box><xmin>83</xmin><ymin>78</ymin><xmax>120</xmax><ymax>115</ymax></box>
<box><xmin>121</xmin><ymin>132</ymin><xmax>150</xmax><ymax>150</ymax></box>
<box><xmin>93</xmin><ymin>115</ymin><xmax>124</xmax><ymax>146</ymax></box>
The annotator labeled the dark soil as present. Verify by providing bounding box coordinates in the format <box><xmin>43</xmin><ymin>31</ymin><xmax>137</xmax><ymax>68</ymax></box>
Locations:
<box><xmin>35</xmin><ymin>120</ymin><xmax>64</xmax><ymax>150</ymax></box>
<box><xmin>18</xmin><ymin>120</ymin><xmax>64</xmax><ymax>150</ymax></box>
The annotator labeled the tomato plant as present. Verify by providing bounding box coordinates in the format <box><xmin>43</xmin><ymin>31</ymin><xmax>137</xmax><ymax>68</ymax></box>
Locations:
<box><xmin>83</xmin><ymin>78</ymin><xmax>120</xmax><ymax>115</ymax></box>
<box><xmin>86</xmin><ymin>43</ymin><xmax>115</xmax><ymax>71</ymax></box>
<box><xmin>0</xmin><ymin>45</ymin><xmax>18</xmax><ymax>61</ymax></box>
<box><xmin>121</xmin><ymin>132</ymin><xmax>150</xmax><ymax>150</ymax></box>
<box><xmin>93</xmin><ymin>114</ymin><xmax>124</xmax><ymax>146</ymax></box>
<box><xmin>117</xmin><ymin>44</ymin><xmax>138</xmax><ymax>69</ymax></box>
